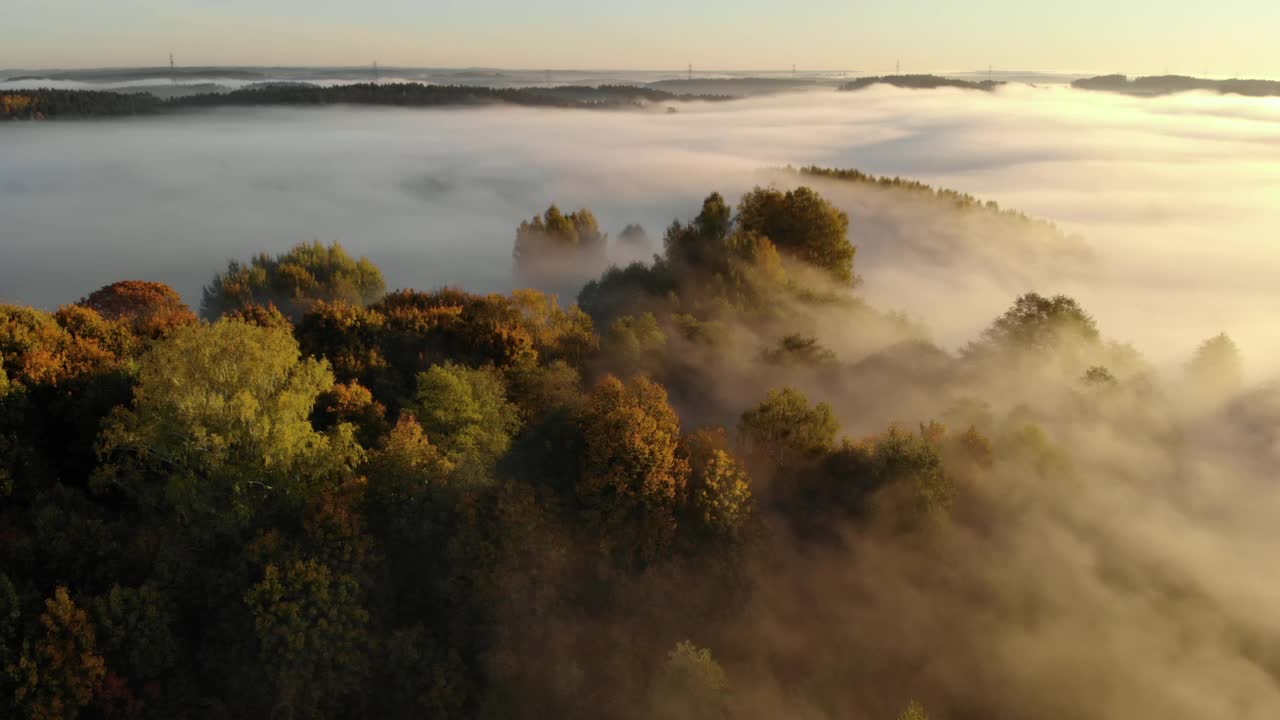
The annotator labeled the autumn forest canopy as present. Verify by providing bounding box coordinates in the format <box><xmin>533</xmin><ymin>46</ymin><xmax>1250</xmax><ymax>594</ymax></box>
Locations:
<box><xmin>0</xmin><ymin>173</ymin><xmax>1273</xmax><ymax>720</ymax></box>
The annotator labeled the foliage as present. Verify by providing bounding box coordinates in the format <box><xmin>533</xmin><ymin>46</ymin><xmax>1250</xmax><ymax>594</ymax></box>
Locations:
<box><xmin>761</xmin><ymin>334</ymin><xmax>837</xmax><ymax>367</ymax></box>
<box><xmin>841</xmin><ymin>74</ymin><xmax>1002</xmax><ymax>91</ymax></box>
<box><xmin>2</xmin><ymin>84</ymin><xmax>733</xmax><ymax>121</ymax></box>
<box><xmin>95</xmin><ymin>319</ymin><xmax>361</xmax><ymax>532</ymax></box>
<box><xmin>0</xmin><ymin>180</ymin><xmax>1227</xmax><ymax>719</ymax></box>
<box><xmin>577</xmin><ymin>375</ymin><xmax>690</xmax><ymax>568</ymax></box>
<box><xmin>79</xmin><ymin>280</ymin><xmax>197</xmax><ymax>338</ymax></box>
<box><xmin>91</xmin><ymin>583</ymin><xmax>177</xmax><ymax>682</ymax></box>
<box><xmin>650</xmin><ymin>641</ymin><xmax>728</xmax><ymax>720</ymax></box>
<box><xmin>412</xmin><ymin>363</ymin><xmax>521</xmax><ymax>484</ymax></box>
<box><xmin>684</xmin><ymin>429</ymin><xmax>754</xmax><ymax>542</ymax></box>
<box><xmin>9</xmin><ymin>588</ymin><xmax>107</xmax><ymax>720</ymax></box>
<box><xmin>966</xmin><ymin>293</ymin><xmax>1101</xmax><ymax>375</ymax></box>
<box><xmin>245</xmin><ymin>559</ymin><xmax>370</xmax><ymax>719</ymax></box>
<box><xmin>514</xmin><ymin>205</ymin><xmax>607</xmax><ymax>272</ymax></box>
<box><xmin>201</xmin><ymin>240</ymin><xmax>386</xmax><ymax>319</ymax></box>
<box><xmin>738</xmin><ymin>387</ymin><xmax>839</xmax><ymax>472</ymax></box>
<box><xmin>737</xmin><ymin>185</ymin><xmax>856</xmax><ymax>284</ymax></box>
<box><xmin>897</xmin><ymin>699</ymin><xmax>930</xmax><ymax>720</ymax></box>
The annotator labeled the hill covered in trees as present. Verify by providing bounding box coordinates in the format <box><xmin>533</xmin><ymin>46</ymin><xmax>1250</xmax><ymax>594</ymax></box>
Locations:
<box><xmin>1072</xmin><ymin>74</ymin><xmax>1280</xmax><ymax>97</ymax></box>
<box><xmin>0</xmin><ymin>182</ymin><xmax>1268</xmax><ymax>719</ymax></box>
<box><xmin>841</xmin><ymin>75</ymin><xmax>1003</xmax><ymax>92</ymax></box>
<box><xmin>0</xmin><ymin>82</ymin><xmax>726</xmax><ymax>120</ymax></box>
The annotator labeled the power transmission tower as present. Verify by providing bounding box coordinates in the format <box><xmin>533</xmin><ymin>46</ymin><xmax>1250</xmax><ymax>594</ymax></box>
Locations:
<box><xmin>688</xmin><ymin>62</ymin><xmax>692</xmax><ymax>81</ymax></box>
<box><xmin>373</xmin><ymin>60</ymin><xmax>380</xmax><ymax>84</ymax></box>
<box><xmin>896</xmin><ymin>59</ymin><xmax>900</xmax><ymax>75</ymax></box>
<box><xmin>169</xmin><ymin>52</ymin><xmax>176</xmax><ymax>85</ymax></box>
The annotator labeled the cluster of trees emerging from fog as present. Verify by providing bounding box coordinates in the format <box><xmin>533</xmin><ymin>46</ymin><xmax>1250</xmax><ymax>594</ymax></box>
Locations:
<box><xmin>0</xmin><ymin>174</ymin><xmax>1248</xmax><ymax>719</ymax></box>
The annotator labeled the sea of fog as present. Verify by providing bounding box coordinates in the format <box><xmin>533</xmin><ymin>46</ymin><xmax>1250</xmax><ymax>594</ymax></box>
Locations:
<box><xmin>2</xmin><ymin>84</ymin><xmax>1279</xmax><ymax>376</ymax></box>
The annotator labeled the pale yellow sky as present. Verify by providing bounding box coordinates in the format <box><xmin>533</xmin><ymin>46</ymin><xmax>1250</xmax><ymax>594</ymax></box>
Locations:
<box><xmin>3</xmin><ymin>0</ymin><xmax>1279</xmax><ymax>78</ymax></box>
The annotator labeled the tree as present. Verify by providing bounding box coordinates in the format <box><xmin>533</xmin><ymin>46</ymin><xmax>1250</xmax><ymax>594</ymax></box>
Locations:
<box><xmin>508</xmin><ymin>289</ymin><xmax>599</xmax><ymax>366</ymax></box>
<box><xmin>862</xmin><ymin>426</ymin><xmax>955</xmax><ymax>525</ymax></box>
<box><xmin>0</xmin><ymin>573</ymin><xmax>18</xmax><ymax>670</ymax></box>
<box><xmin>1187</xmin><ymin>332</ymin><xmax>1243</xmax><ymax>398</ymax></box>
<box><xmin>10</xmin><ymin>587</ymin><xmax>107</xmax><ymax>720</ymax></box>
<box><xmin>245</xmin><ymin>559</ymin><xmax>370</xmax><ymax>719</ymax></box>
<box><xmin>738</xmin><ymin>387</ymin><xmax>839</xmax><ymax>472</ymax></box>
<box><xmin>684</xmin><ymin>429</ymin><xmax>754</xmax><ymax>543</ymax></box>
<box><xmin>604</xmin><ymin>313</ymin><xmax>669</xmax><ymax>376</ymax></box>
<box><xmin>201</xmin><ymin>241</ymin><xmax>386</xmax><ymax>320</ymax></box>
<box><xmin>79</xmin><ymin>280</ymin><xmax>197</xmax><ymax>338</ymax></box>
<box><xmin>514</xmin><ymin>205</ymin><xmax>607</xmax><ymax>273</ymax></box>
<box><xmin>665</xmin><ymin>193</ymin><xmax>733</xmax><ymax>271</ymax></box>
<box><xmin>736</xmin><ymin>186</ymin><xmax>855</xmax><ymax>284</ymax></box>
<box><xmin>365</xmin><ymin>414</ymin><xmax>454</xmax><ymax>515</ymax></box>
<box><xmin>897</xmin><ymin>700</ymin><xmax>930</xmax><ymax>720</ymax></box>
<box><xmin>412</xmin><ymin>363</ymin><xmax>521</xmax><ymax>485</ymax></box>
<box><xmin>577</xmin><ymin>376</ymin><xmax>690</xmax><ymax>567</ymax></box>
<box><xmin>91</xmin><ymin>584</ymin><xmax>177</xmax><ymax>683</ymax></box>
<box><xmin>970</xmin><ymin>293</ymin><xmax>1100</xmax><ymax>358</ymax></box>
<box><xmin>95</xmin><ymin>319</ymin><xmax>361</xmax><ymax>533</ymax></box>
<box><xmin>649</xmin><ymin>641</ymin><xmax>728</xmax><ymax>720</ymax></box>
<box><xmin>619</xmin><ymin>224</ymin><xmax>651</xmax><ymax>250</ymax></box>
<box><xmin>761</xmin><ymin>334</ymin><xmax>837</xmax><ymax>367</ymax></box>
<box><xmin>0</xmin><ymin>304</ymin><xmax>128</xmax><ymax>389</ymax></box>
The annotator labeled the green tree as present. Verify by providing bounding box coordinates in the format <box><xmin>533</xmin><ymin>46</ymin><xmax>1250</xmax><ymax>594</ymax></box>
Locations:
<box><xmin>736</xmin><ymin>186</ymin><xmax>855</xmax><ymax>284</ymax></box>
<box><xmin>970</xmin><ymin>292</ymin><xmax>1100</xmax><ymax>358</ymax></box>
<box><xmin>201</xmin><ymin>241</ymin><xmax>386</xmax><ymax>320</ymax></box>
<box><xmin>649</xmin><ymin>641</ymin><xmax>728</xmax><ymax>720</ymax></box>
<box><xmin>605</xmin><ymin>313</ymin><xmax>669</xmax><ymax>375</ymax></box>
<box><xmin>245</xmin><ymin>559</ymin><xmax>370</xmax><ymax>720</ymax></box>
<box><xmin>412</xmin><ymin>363</ymin><xmax>521</xmax><ymax>485</ymax></box>
<box><xmin>738</xmin><ymin>387</ymin><xmax>839</xmax><ymax>472</ymax></box>
<box><xmin>864</xmin><ymin>426</ymin><xmax>955</xmax><ymax>525</ymax></box>
<box><xmin>91</xmin><ymin>584</ymin><xmax>177</xmax><ymax>683</ymax></box>
<box><xmin>95</xmin><ymin>319</ymin><xmax>361</xmax><ymax>533</ymax></box>
<box><xmin>761</xmin><ymin>334</ymin><xmax>837</xmax><ymax>367</ymax></box>
<box><xmin>684</xmin><ymin>429</ymin><xmax>754</xmax><ymax>543</ymax></box>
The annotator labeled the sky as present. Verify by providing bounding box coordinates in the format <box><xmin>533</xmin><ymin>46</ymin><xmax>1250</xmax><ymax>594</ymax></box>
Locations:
<box><xmin>3</xmin><ymin>0</ymin><xmax>1280</xmax><ymax>78</ymax></box>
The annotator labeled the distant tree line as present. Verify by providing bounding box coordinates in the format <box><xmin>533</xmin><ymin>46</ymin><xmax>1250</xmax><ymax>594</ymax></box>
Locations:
<box><xmin>0</xmin><ymin>89</ymin><xmax>162</xmax><ymax>120</ymax></box>
<box><xmin>791</xmin><ymin>164</ymin><xmax>1075</xmax><ymax>240</ymax></box>
<box><xmin>1072</xmin><ymin>74</ymin><xmax>1280</xmax><ymax>97</ymax></box>
<box><xmin>0</xmin><ymin>83</ymin><xmax>728</xmax><ymax>120</ymax></box>
<box><xmin>840</xmin><ymin>74</ymin><xmax>1003</xmax><ymax>92</ymax></box>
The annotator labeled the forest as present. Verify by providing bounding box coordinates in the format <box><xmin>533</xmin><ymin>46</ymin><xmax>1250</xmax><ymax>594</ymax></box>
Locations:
<box><xmin>0</xmin><ymin>176</ymin><xmax>1264</xmax><ymax>720</ymax></box>
<box><xmin>839</xmin><ymin>75</ymin><xmax>1003</xmax><ymax>92</ymax></box>
<box><xmin>0</xmin><ymin>83</ymin><xmax>724</xmax><ymax>120</ymax></box>
<box><xmin>1072</xmin><ymin>74</ymin><xmax>1280</xmax><ymax>97</ymax></box>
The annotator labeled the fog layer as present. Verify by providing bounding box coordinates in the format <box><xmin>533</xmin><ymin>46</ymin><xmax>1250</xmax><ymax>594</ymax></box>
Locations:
<box><xmin>2</xmin><ymin>84</ymin><xmax>1278</xmax><ymax>371</ymax></box>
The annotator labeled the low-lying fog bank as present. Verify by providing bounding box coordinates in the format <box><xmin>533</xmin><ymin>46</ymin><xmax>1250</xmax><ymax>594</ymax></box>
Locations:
<box><xmin>2</xmin><ymin>84</ymin><xmax>1278</xmax><ymax>375</ymax></box>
